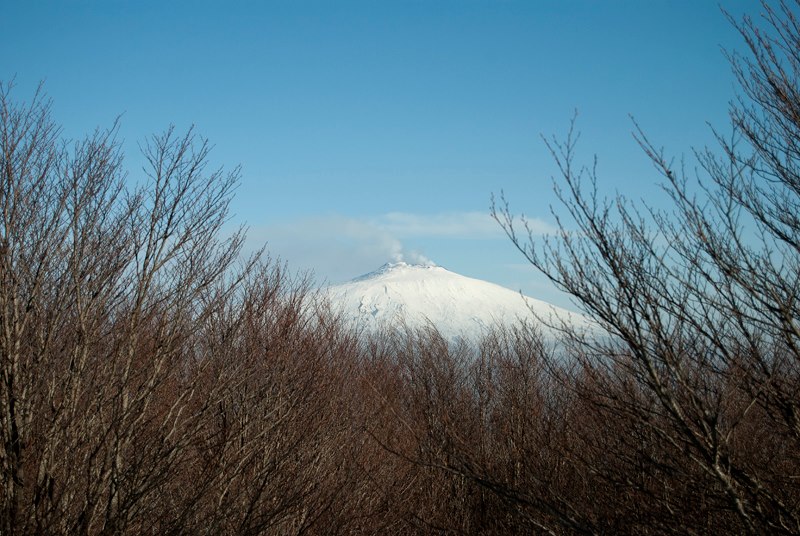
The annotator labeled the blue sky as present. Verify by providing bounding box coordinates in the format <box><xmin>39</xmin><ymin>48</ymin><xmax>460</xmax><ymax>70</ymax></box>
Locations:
<box><xmin>2</xmin><ymin>1</ymin><xmax>757</xmax><ymax>309</ymax></box>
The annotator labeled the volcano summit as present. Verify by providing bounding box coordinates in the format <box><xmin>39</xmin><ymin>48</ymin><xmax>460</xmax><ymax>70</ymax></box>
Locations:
<box><xmin>325</xmin><ymin>262</ymin><xmax>587</xmax><ymax>341</ymax></box>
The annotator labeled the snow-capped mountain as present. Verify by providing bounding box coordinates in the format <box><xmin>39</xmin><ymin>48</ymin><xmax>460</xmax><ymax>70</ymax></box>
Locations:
<box><xmin>324</xmin><ymin>262</ymin><xmax>588</xmax><ymax>341</ymax></box>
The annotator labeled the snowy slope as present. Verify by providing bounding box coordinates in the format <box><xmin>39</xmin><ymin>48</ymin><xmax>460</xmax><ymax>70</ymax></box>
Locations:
<box><xmin>324</xmin><ymin>262</ymin><xmax>589</xmax><ymax>341</ymax></box>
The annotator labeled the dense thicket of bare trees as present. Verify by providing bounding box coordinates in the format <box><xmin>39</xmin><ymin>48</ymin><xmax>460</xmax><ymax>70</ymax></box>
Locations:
<box><xmin>0</xmin><ymin>84</ymin><xmax>381</xmax><ymax>535</ymax></box>
<box><xmin>1</xmin><ymin>1</ymin><xmax>799</xmax><ymax>534</ymax></box>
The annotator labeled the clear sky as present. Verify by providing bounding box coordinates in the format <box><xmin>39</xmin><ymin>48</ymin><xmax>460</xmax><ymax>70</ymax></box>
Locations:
<box><xmin>1</xmin><ymin>0</ymin><xmax>758</xmax><ymax>309</ymax></box>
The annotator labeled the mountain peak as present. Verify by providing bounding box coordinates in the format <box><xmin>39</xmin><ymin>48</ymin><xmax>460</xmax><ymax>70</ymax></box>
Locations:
<box><xmin>327</xmin><ymin>263</ymin><xmax>589</xmax><ymax>341</ymax></box>
<box><xmin>352</xmin><ymin>260</ymin><xmax>439</xmax><ymax>282</ymax></box>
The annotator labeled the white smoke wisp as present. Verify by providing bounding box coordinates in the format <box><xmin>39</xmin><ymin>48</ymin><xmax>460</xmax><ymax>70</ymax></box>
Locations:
<box><xmin>248</xmin><ymin>216</ymin><xmax>436</xmax><ymax>276</ymax></box>
<box><xmin>405</xmin><ymin>250</ymin><xmax>436</xmax><ymax>266</ymax></box>
<box><xmin>387</xmin><ymin>240</ymin><xmax>404</xmax><ymax>263</ymax></box>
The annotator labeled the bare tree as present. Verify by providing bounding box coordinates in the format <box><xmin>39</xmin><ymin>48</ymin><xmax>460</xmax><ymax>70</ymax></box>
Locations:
<box><xmin>0</xmin><ymin>81</ymin><xmax>250</xmax><ymax>534</ymax></box>
<box><xmin>490</xmin><ymin>1</ymin><xmax>800</xmax><ymax>533</ymax></box>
